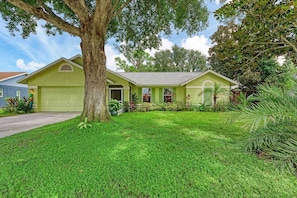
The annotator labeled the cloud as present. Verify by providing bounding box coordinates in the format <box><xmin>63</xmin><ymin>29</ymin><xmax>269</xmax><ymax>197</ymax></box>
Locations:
<box><xmin>16</xmin><ymin>59</ymin><xmax>45</xmax><ymax>71</ymax></box>
<box><xmin>0</xmin><ymin>19</ymin><xmax>82</xmax><ymax>71</ymax></box>
<box><xmin>32</xmin><ymin>23</ymin><xmax>81</xmax><ymax>61</ymax></box>
<box><xmin>215</xmin><ymin>0</ymin><xmax>232</xmax><ymax>5</ymax></box>
<box><xmin>14</xmin><ymin>44</ymin><xmax>122</xmax><ymax>72</ymax></box>
<box><xmin>146</xmin><ymin>38</ymin><xmax>174</xmax><ymax>56</ymax></box>
<box><xmin>105</xmin><ymin>44</ymin><xmax>127</xmax><ymax>71</ymax></box>
<box><xmin>181</xmin><ymin>35</ymin><xmax>212</xmax><ymax>56</ymax></box>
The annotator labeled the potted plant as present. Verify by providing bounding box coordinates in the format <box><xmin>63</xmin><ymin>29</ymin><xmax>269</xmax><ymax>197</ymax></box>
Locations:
<box><xmin>108</xmin><ymin>99</ymin><xmax>122</xmax><ymax>116</ymax></box>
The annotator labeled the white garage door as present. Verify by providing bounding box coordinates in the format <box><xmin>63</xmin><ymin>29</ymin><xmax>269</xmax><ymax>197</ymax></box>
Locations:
<box><xmin>40</xmin><ymin>87</ymin><xmax>84</xmax><ymax>112</ymax></box>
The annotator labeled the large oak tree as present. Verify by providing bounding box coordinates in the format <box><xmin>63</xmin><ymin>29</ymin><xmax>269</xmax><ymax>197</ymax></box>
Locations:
<box><xmin>0</xmin><ymin>0</ymin><xmax>209</xmax><ymax>122</ymax></box>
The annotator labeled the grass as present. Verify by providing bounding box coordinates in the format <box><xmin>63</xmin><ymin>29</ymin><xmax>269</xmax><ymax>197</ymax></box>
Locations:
<box><xmin>1</xmin><ymin>111</ymin><xmax>296</xmax><ymax>197</ymax></box>
<box><xmin>0</xmin><ymin>109</ymin><xmax>16</xmax><ymax>117</ymax></box>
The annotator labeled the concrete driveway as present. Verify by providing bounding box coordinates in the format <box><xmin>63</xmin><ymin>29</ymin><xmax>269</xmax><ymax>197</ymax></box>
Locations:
<box><xmin>0</xmin><ymin>112</ymin><xmax>80</xmax><ymax>138</ymax></box>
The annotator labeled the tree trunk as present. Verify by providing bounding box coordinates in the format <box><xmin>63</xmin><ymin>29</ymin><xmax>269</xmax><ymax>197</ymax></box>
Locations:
<box><xmin>80</xmin><ymin>21</ymin><xmax>110</xmax><ymax>122</ymax></box>
<box><xmin>213</xmin><ymin>95</ymin><xmax>217</xmax><ymax>111</ymax></box>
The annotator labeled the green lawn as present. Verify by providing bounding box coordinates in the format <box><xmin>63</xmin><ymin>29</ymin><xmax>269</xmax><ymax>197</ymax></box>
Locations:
<box><xmin>0</xmin><ymin>109</ymin><xmax>16</xmax><ymax>117</ymax></box>
<box><xmin>1</xmin><ymin>112</ymin><xmax>296</xmax><ymax>197</ymax></box>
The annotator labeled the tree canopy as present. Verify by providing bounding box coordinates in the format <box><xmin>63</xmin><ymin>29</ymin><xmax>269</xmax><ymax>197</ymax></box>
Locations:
<box><xmin>215</xmin><ymin>0</ymin><xmax>297</xmax><ymax>63</ymax></box>
<box><xmin>209</xmin><ymin>0</ymin><xmax>297</xmax><ymax>94</ymax></box>
<box><xmin>0</xmin><ymin>0</ymin><xmax>209</xmax><ymax>122</ymax></box>
<box><xmin>115</xmin><ymin>45</ymin><xmax>207</xmax><ymax>72</ymax></box>
<box><xmin>1</xmin><ymin>0</ymin><xmax>209</xmax><ymax>47</ymax></box>
<box><xmin>115</xmin><ymin>45</ymin><xmax>154</xmax><ymax>72</ymax></box>
<box><xmin>154</xmin><ymin>45</ymin><xmax>207</xmax><ymax>72</ymax></box>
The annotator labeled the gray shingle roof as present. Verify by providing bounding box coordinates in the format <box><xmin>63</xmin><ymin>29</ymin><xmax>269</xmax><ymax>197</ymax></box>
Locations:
<box><xmin>118</xmin><ymin>72</ymin><xmax>203</xmax><ymax>86</ymax></box>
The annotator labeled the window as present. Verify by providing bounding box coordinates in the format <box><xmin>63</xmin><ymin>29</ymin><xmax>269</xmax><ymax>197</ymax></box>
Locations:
<box><xmin>163</xmin><ymin>88</ymin><xmax>173</xmax><ymax>103</ymax></box>
<box><xmin>109</xmin><ymin>85</ymin><xmax>123</xmax><ymax>102</ymax></box>
<box><xmin>59</xmin><ymin>64</ymin><xmax>73</xmax><ymax>72</ymax></box>
<box><xmin>142</xmin><ymin>88</ymin><xmax>151</xmax><ymax>102</ymax></box>
<box><xmin>0</xmin><ymin>88</ymin><xmax>3</xmax><ymax>97</ymax></box>
<box><xmin>16</xmin><ymin>90</ymin><xmax>21</xmax><ymax>100</ymax></box>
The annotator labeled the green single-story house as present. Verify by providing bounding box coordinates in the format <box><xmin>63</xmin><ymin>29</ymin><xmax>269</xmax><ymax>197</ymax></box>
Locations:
<box><xmin>18</xmin><ymin>55</ymin><xmax>238</xmax><ymax>112</ymax></box>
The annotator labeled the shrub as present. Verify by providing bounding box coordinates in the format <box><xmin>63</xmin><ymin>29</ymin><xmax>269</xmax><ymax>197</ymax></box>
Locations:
<box><xmin>5</xmin><ymin>97</ymin><xmax>31</xmax><ymax>113</ymax></box>
<box><xmin>214</xmin><ymin>102</ymin><xmax>230</xmax><ymax>112</ymax></box>
<box><xmin>108</xmin><ymin>99</ymin><xmax>123</xmax><ymax>116</ymax></box>
<box><xmin>139</xmin><ymin>102</ymin><xmax>152</xmax><ymax>112</ymax></box>
<box><xmin>123</xmin><ymin>101</ymin><xmax>130</xmax><ymax>112</ymax></box>
<box><xmin>197</xmin><ymin>103</ymin><xmax>213</xmax><ymax>112</ymax></box>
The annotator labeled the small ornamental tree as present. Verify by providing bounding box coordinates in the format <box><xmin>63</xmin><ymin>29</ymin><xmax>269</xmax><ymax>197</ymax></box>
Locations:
<box><xmin>0</xmin><ymin>0</ymin><xmax>210</xmax><ymax>122</ymax></box>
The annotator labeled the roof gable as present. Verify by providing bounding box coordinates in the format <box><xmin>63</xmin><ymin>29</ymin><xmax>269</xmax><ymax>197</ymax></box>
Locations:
<box><xmin>18</xmin><ymin>57</ymin><xmax>84</xmax><ymax>84</ymax></box>
<box><xmin>180</xmin><ymin>70</ymin><xmax>238</xmax><ymax>86</ymax></box>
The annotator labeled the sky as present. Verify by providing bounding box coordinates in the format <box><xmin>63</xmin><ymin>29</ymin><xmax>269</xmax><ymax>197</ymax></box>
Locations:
<box><xmin>0</xmin><ymin>1</ymin><xmax>228</xmax><ymax>73</ymax></box>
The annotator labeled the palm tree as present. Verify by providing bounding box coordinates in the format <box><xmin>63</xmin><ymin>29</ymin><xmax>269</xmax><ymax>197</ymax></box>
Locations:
<box><xmin>204</xmin><ymin>83</ymin><xmax>227</xmax><ymax>111</ymax></box>
<box><xmin>228</xmin><ymin>81</ymin><xmax>297</xmax><ymax>174</ymax></box>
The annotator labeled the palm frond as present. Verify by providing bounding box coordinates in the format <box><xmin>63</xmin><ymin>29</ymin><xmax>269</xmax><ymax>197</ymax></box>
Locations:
<box><xmin>245</xmin><ymin>125</ymin><xmax>296</xmax><ymax>152</ymax></box>
<box><xmin>227</xmin><ymin>81</ymin><xmax>297</xmax><ymax>175</ymax></box>
<box><xmin>229</xmin><ymin>84</ymin><xmax>297</xmax><ymax>132</ymax></box>
<box><xmin>268</xmin><ymin>138</ymin><xmax>297</xmax><ymax>175</ymax></box>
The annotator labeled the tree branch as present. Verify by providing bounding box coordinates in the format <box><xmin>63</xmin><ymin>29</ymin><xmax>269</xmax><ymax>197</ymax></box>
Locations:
<box><xmin>246</xmin><ymin>41</ymin><xmax>287</xmax><ymax>46</ymax></box>
<box><xmin>92</xmin><ymin>0</ymin><xmax>115</xmax><ymax>28</ymax></box>
<box><xmin>112</xmin><ymin>0</ymin><xmax>133</xmax><ymax>18</ymax></box>
<box><xmin>7</xmin><ymin>0</ymin><xmax>80</xmax><ymax>36</ymax></box>
<box><xmin>281</xmin><ymin>36</ymin><xmax>297</xmax><ymax>54</ymax></box>
<box><xmin>245</xmin><ymin>45</ymin><xmax>291</xmax><ymax>66</ymax></box>
<box><xmin>63</xmin><ymin>0</ymin><xmax>90</xmax><ymax>22</ymax></box>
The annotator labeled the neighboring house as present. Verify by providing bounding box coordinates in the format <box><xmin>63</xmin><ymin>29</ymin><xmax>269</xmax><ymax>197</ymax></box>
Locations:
<box><xmin>18</xmin><ymin>55</ymin><xmax>238</xmax><ymax>112</ymax></box>
<box><xmin>0</xmin><ymin>72</ymin><xmax>28</xmax><ymax>108</ymax></box>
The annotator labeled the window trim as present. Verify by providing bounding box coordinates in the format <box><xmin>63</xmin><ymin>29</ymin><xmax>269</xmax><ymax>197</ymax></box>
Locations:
<box><xmin>163</xmin><ymin>88</ymin><xmax>173</xmax><ymax>103</ymax></box>
<box><xmin>142</xmin><ymin>88</ymin><xmax>151</xmax><ymax>103</ymax></box>
<box><xmin>58</xmin><ymin>64</ymin><xmax>74</xmax><ymax>72</ymax></box>
<box><xmin>109</xmin><ymin>87</ymin><xmax>123</xmax><ymax>104</ymax></box>
<box><xmin>16</xmin><ymin>90</ymin><xmax>21</xmax><ymax>100</ymax></box>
